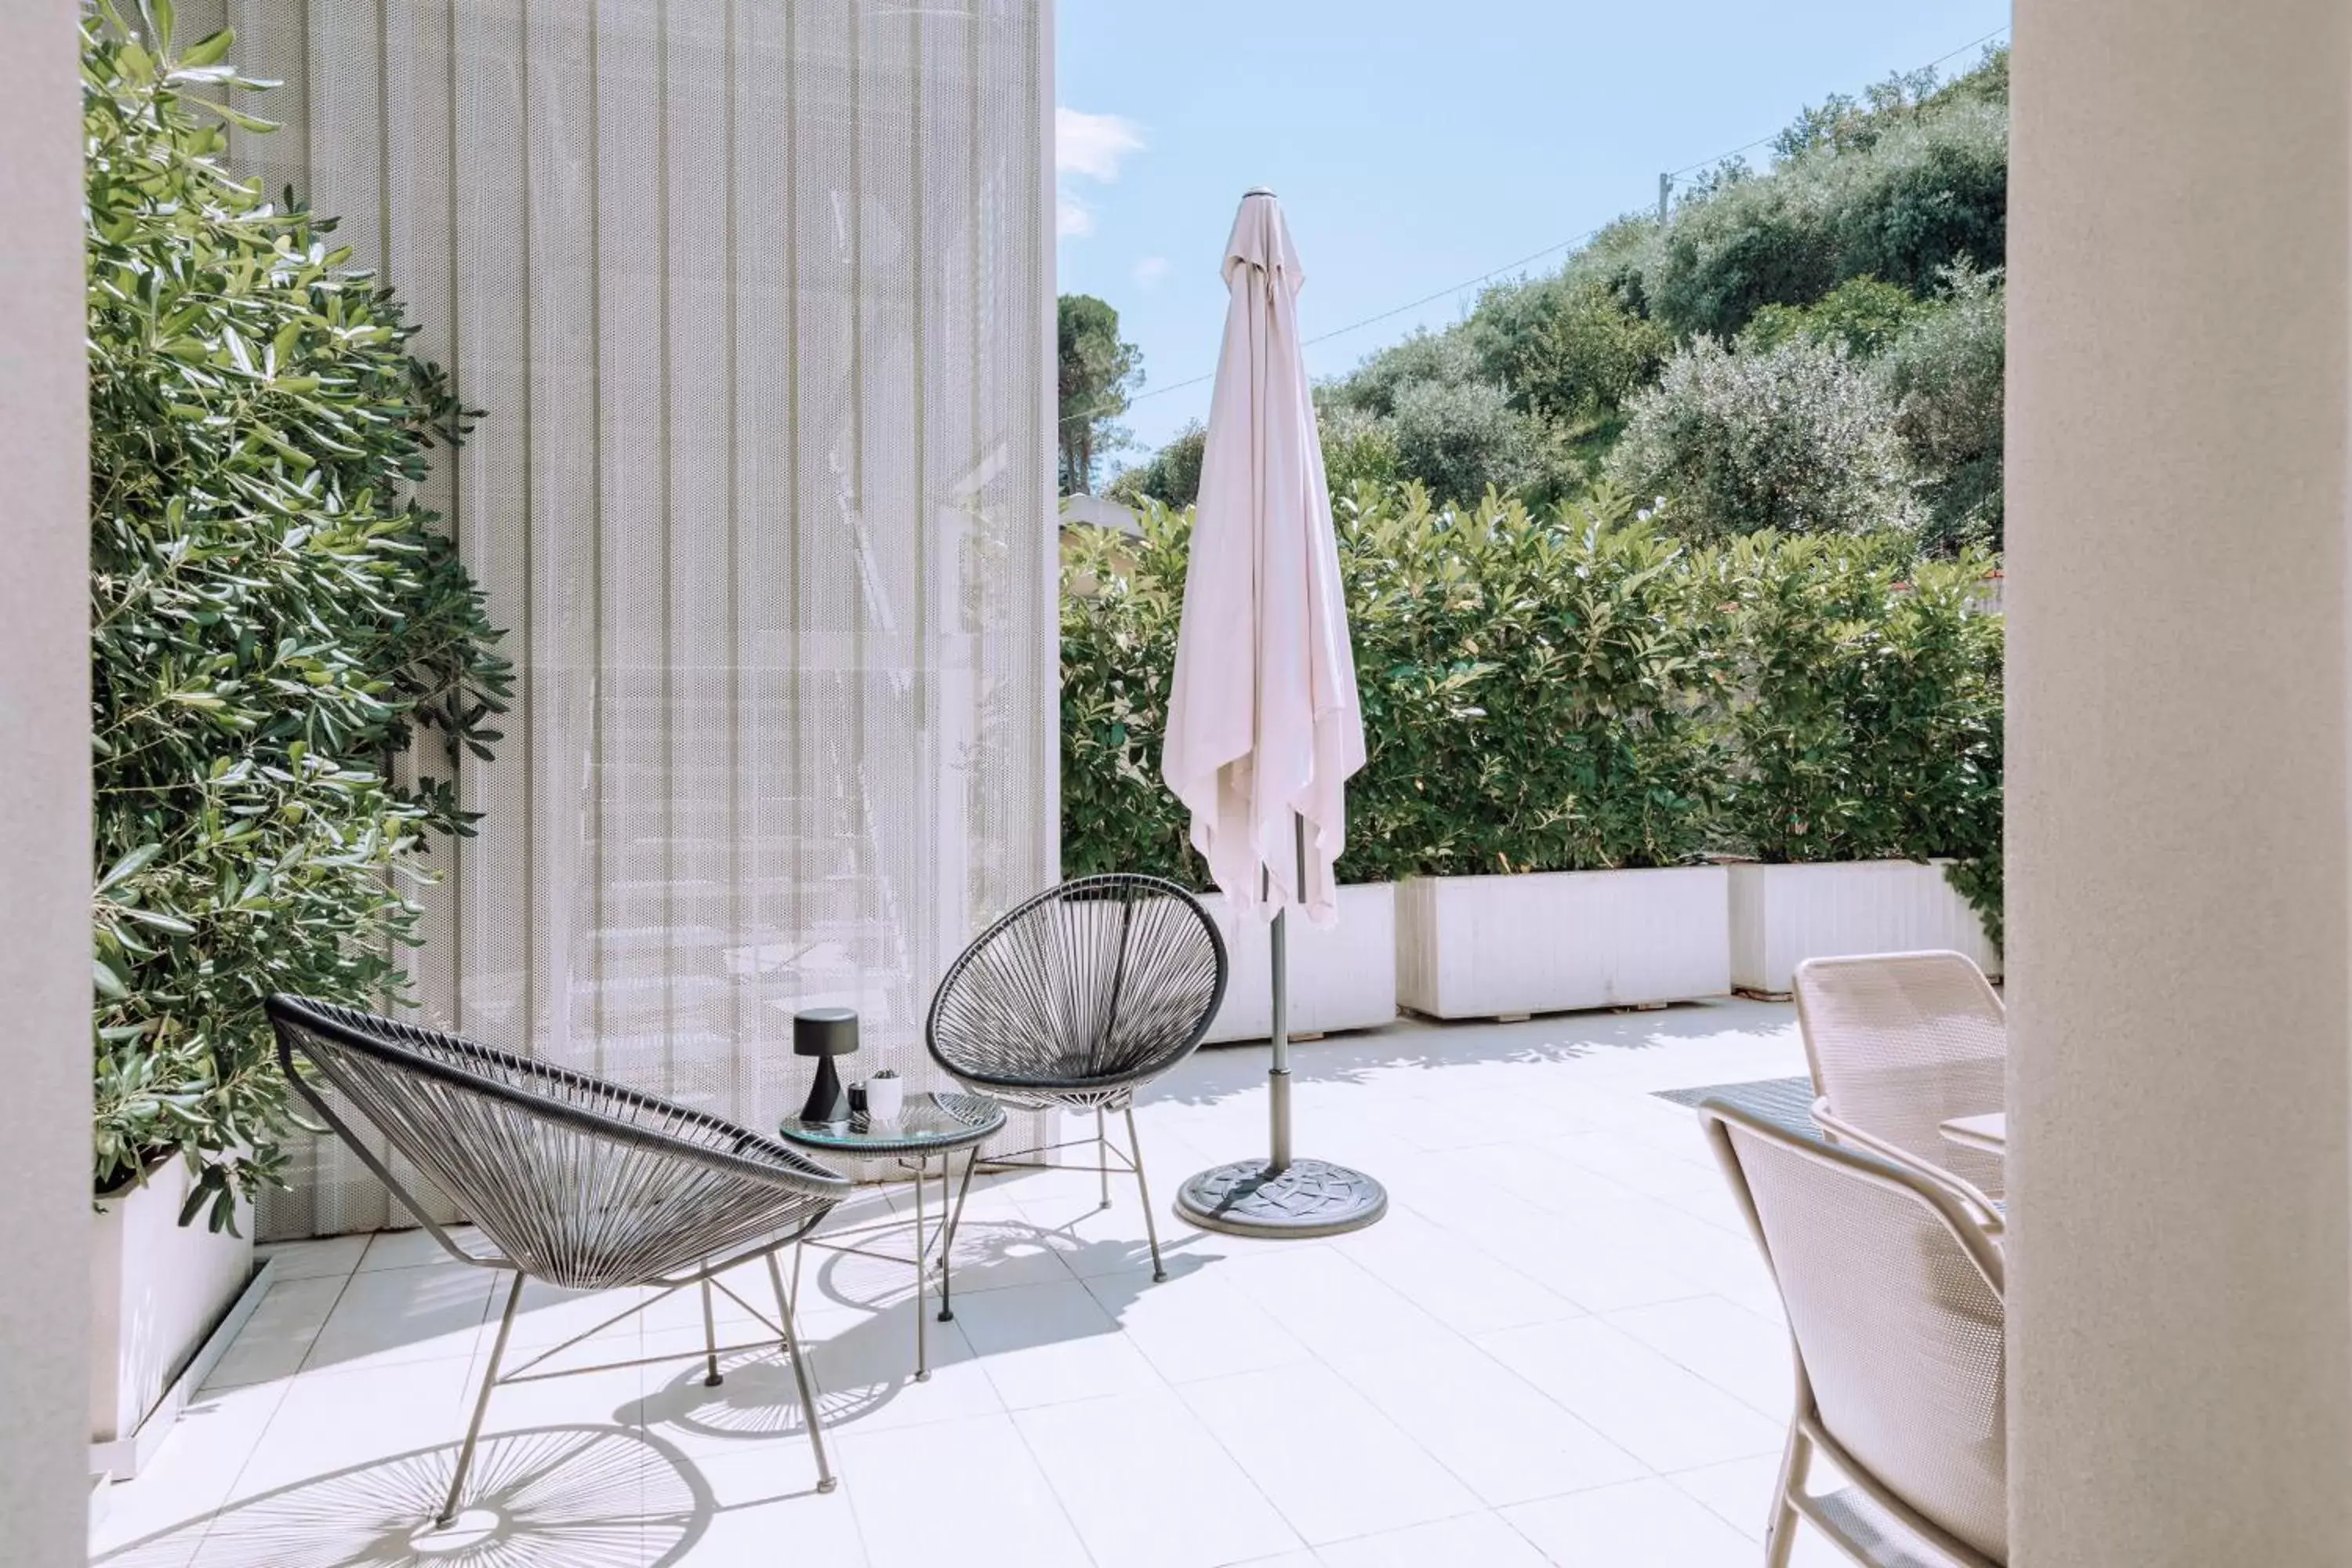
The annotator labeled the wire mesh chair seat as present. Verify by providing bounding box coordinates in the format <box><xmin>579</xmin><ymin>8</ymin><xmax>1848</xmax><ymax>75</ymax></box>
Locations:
<box><xmin>926</xmin><ymin>874</ymin><xmax>1227</xmax><ymax>1279</ymax></box>
<box><xmin>267</xmin><ymin>995</ymin><xmax>853</xmax><ymax>1520</ymax></box>
<box><xmin>1792</xmin><ymin>951</ymin><xmax>2006</xmax><ymax>1232</ymax></box>
<box><xmin>1700</xmin><ymin>1098</ymin><xmax>2007</xmax><ymax>1568</ymax></box>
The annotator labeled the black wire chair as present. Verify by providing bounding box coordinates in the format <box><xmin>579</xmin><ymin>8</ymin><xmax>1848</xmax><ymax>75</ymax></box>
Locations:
<box><xmin>925</xmin><ymin>874</ymin><xmax>1228</xmax><ymax>1281</ymax></box>
<box><xmin>265</xmin><ymin>996</ymin><xmax>853</xmax><ymax>1523</ymax></box>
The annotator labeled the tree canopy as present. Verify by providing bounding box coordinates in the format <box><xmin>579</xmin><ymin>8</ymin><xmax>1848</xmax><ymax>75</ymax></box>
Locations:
<box><xmin>1057</xmin><ymin>292</ymin><xmax>1142</xmax><ymax>495</ymax></box>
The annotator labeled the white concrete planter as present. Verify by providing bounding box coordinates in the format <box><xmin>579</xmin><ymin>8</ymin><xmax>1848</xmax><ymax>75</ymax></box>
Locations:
<box><xmin>1202</xmin><ymin>882</ymin><xmax>1398</xmax><ymax>1044</ymax></box>
<box><xmin>1395</xmin><ymin>866</ymin><xmax>1730</xmax><ymax>1019</ymax></box>
<box><xmin>91</xmin><ymin>1159</ymin><xmax>263</xmax><ymax>1479</ymax></box>
<box><xmin>1728</xmin><ymin>858</ymin><xmax>2002</xmax><ymax>995</ymax></box>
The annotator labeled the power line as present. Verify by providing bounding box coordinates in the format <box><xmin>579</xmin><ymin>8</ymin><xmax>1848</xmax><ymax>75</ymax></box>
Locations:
<box><xmin>1073</xmin><ymin>23</ymin><xmax>2014</xmax><ymax>432</ymax></box>
<box><xmin>1091</xmin><ymin>222</ymin><xmax>1611</xmax><ymax>420</ymax></box>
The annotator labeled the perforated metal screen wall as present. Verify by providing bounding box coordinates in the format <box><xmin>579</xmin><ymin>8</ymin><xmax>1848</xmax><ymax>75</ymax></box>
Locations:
<box><xmin>180</xmin><ymin>0</ymin><xmax>1057</xmax><ymax>1239</ymax></box>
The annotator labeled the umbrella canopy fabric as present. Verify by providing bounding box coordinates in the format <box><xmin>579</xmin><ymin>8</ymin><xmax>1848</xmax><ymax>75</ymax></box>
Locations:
<box><xmin>1163</xmin><ymin>192</ymin><xmax>1366</xmax><ymax>930</ymax></box>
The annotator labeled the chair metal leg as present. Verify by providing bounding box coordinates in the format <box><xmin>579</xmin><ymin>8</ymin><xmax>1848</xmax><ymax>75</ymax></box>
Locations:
<box><xmin>700</xmin><ymin>1277</ymin><xmax>724</xmax><ymax>1388</ymax></box>
<box><xmin>1765</xmin><ymin>1423</ymin><xmax>1811</xmax><ymax>1568</ymax></box>
<box><xmin>768</xmin><ymin>1250</ymin><xmax>837</xmax><ymax>1494</ymax></box>
<box><xmin>438</xmin><ymin>1272</ymin><xmax>524</xmax><ymax>1527</ymax></box>
<box><xmin>1123</xmin><ymin>1105</ymin><xmax>1168</xmax><ymax>1282</ymax></box>
<box><xmin>1097</xmin><ymin>1108</ymin><xmax>1112</xmax><ymax>1210</ymax></box>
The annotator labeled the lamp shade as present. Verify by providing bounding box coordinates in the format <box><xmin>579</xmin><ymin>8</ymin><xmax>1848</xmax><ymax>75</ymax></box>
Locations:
<box><xmin>793</xmin><ymin>1007</ymin><xmax>859</xmax><ymax>1058</ymax></box>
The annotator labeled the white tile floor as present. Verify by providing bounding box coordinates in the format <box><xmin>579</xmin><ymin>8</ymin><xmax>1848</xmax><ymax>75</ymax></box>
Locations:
<box><xmin>92</xmin><ymin>998</ymin><xmax>1887</xmax><ymax>1567</ymax></box>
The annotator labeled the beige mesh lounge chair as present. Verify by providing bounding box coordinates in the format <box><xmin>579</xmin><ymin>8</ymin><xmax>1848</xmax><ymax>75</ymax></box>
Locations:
<box><xmin>1792</xmin><ymin>950</ymin><xmax>2005</xmax><ymax>1232</ymax></box>
<box><xmin>1700</xmin><ymin>1100</ymin><xmax>2006</xmax><ymax>1568</ymax></box>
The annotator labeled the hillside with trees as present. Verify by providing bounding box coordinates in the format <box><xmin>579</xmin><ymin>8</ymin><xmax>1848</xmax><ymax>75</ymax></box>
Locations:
<box><xmin>1108</xmin><ymin>48</ymin><xmax>2008</xmax><ymax>553</ymax></box>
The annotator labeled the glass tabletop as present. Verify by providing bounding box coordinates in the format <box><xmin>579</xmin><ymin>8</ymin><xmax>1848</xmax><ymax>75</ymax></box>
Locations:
<box><xmin>777</xmin><ymin>1090</ymin><xmax>1006</xmax><ymax>1154</ymax></box>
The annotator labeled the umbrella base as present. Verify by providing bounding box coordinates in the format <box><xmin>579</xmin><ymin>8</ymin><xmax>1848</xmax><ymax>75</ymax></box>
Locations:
<box><xmin>1174</xmin><ymin>1158</ymin><xmax>1388</xmax><ymax>1239</ymax></box>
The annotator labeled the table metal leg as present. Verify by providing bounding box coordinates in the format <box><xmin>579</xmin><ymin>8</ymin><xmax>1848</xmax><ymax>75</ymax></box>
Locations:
<box><xmin>938</xmin><ymin>1146</ymin><xmax>978</xmax><ymax>1323</ymax></box>
<box><xmin>912</xmin><ymin>1152</ymin><xmax>931</xmax><ymax>1381</ymax></box>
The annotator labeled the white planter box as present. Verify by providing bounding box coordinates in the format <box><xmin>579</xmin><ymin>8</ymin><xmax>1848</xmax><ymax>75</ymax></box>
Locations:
<box><xmin>1728</xmin><ymin>859</ymin><xmax>2002</xmax><ymax>995</ymax></box>
<box><xmin>1202</xmin><ymin>882</ymin><xmax>1398</xmax><ymax>1044</ymax></box>
<box><xmin>91</xmin><ymin>1160</ymin><xmax>259</xmax><ymax>1479</ymax></box>
<box><xmin>1395</xmin><ymin>866</ymin><xmax>1730</xmax><ymax>1019</ymax></box>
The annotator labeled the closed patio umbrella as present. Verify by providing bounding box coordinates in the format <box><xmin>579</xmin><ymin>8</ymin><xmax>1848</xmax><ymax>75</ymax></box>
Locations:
<box><xmin>1164</xmin><ymin>190</ymin><xmax>1386</xmax><ymax>1237</ymax></box>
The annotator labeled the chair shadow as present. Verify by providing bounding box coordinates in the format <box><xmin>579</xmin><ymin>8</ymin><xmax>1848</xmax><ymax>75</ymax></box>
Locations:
<box><xmin>1146</xmin><ymin>994</ymin><xmax>1797</xmax><ymax>1105</ymax></box>
<box><xmin>96</xmin><ymin>1425</ymin><xmax>717</xmax><ymax>1568</ymax></box>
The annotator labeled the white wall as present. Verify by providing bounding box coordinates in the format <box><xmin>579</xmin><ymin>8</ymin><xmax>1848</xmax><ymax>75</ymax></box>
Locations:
<box><xmin>2009</xmin><ymin>0</ymin><xmax>2352</xmax><ymax>1556</ymax></box>
<box><xmin>0</xmin><ymin>0</ymin><xmax>94</xmax><ymax>1554</ymax></box>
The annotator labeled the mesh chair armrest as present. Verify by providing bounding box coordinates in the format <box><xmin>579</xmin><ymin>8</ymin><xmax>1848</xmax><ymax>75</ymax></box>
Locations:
<box><xmin>1812</xmin><ymin>1096</ymin><xmax>2005</xmax><ymax>1237</ymax></box>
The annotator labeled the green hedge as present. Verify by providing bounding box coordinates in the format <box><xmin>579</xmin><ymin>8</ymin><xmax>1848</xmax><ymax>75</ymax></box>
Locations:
<box><xmin>1701</xmin><ymin>532</ymin><xmax>2003</xmax><ymax>941</ymax></box>
<box><xmin>1060</xmin><ymin>484</ymin><xmax>2002</xmax><ymax>942</ymax></box>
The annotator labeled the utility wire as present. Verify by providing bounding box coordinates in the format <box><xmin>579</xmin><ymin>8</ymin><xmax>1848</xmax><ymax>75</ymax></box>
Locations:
<box><xmin>1073</xmin><ymin>23</ymin><xmax>2013</xmax><ymax>430</ymax></box>
<box><xmin>1094</xmin><ymin>222</ymin><xmax>1612</xmax><ymax>417</ymax></box>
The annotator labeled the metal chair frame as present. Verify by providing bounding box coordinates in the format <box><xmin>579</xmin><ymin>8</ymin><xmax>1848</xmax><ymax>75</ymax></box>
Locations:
<box><xmin>1700</xmin><ymin>1098</ymin><xmax>2007</xmax><ymax>1568</ymax></box>
<box><xmin>267</xmin><ymin>996</ymin><xmax>852</xmax><ymax>1525</ymax></box>
<box><xmin>924</xmin><ymin>874</ymin><xmax>1228</xmax><ymax>1282</ymax></box>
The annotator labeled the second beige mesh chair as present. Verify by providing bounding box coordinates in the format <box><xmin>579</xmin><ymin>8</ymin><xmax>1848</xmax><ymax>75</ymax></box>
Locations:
<box><xmin>1701</xmin><ymin>1100</ymin><xmax>2007</xmax><ymax>1568</ymax></box>
<box><xmin>1792</xmin><ymin>950</ymin><xmax>2005</xmax><ymax>1230</ymax></box>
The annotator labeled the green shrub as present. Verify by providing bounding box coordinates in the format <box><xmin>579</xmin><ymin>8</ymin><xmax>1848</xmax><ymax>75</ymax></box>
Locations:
<box><xmin>1060</xmin><ymin>485</ymin><xmax>1723</xmax><ymax>887</ymax></box>
<box><xmin>86</xmin><ymin>8</ymin><xmax>510</xmax><ymax>1228</ymax></box>
<box><xmin>1341</xmin><ymin>485</ymin><xmax>1722</xmax><ymax>878</ymax></box>
<box><xmin>1316</xmin><ymin>331</ymin><xmax>1559</xmax><ymax>506</ymax></box>
<box><xmin>1059</xmin><ymin>506</ymin><xmax>1197</xmax><ymax>884</ymax></box>
<box><xmin>1739</xmin><ymin>275</ymin><xmax>1922</xmax><ymax>359</ymax></box>
<box><xmin>1645</xmin><ymin>173</ymin><xmax>1839</xmax><ymax>343</ymax></box>
<box><xmin>1058</xmin><ymin>484</ymin><xmax>2002</xmax><ymax>945</ymax></box>
<box><xmin>1606</xmin><ymin>336</ymin><xmax>1923</xmax><ymax>543</ymax></box>
<box><xmin>1385</xmin><ymin>379</ymin><xmax>1542</xmax><ymax>507</ymax></box>
<box><xmin>1316</xmin><ymin>403</ymin><xmax>1404</xmax><ymax>496</ymax></box>
<box><xmin>1645</xmin><ymin>92</ymin><xmax>2005</xmax><ymax>339</ymax></box>
<box><xmin>1471</xmin><ymin>273</ymin><xmax>1673</xmax><ymax>428</ymax></box>
<box><xmin>1106</xmin><ymin>420</ymin><xmax>1205</xmax><ymax>509</ymax></box>
<box><xmin>1700</xmin><ymin>534</ymin><xmax>2002</xmax><ymax>934</ymax></box>
<box><xmin>1880</xmin><ymin>263</ymin><xmax>2005</xmax><ymax>550</ymax></box>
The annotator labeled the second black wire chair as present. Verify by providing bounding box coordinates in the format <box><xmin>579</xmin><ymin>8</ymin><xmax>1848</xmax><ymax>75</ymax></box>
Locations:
<box><xmin>924</xmin><ymin>873</ymin><xmax>1228</xmax><ymax>1281</ymax></box>
<box><xmin>266</xmin><ymin>995</ymin><xmax>853</xmax><ymax>1525</ymax></box>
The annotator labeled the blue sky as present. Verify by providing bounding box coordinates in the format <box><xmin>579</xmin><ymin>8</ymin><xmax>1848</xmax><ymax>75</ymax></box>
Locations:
<box><xmin>1055</xmin><ymin>0</ymin><xmax>2012</xmax><ymax>463</ymax></box>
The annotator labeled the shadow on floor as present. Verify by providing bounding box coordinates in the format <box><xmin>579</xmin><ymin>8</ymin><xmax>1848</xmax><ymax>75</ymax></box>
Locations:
<box><xmin>97</xmin><ymin>1425</ymin><xmax>717</xmax><ymax>1568</ymax></box>
<box><xmin>1148</xmin><ymin>996</ymin><xmax>1796</xmax><ymax>1106</ymax></box>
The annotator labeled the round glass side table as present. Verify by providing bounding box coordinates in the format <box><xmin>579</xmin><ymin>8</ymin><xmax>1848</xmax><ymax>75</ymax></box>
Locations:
<box><xmin>775</xmin><ymin>1091</ymin><xmax>1005</xmax><ymax>1381</ymax></box>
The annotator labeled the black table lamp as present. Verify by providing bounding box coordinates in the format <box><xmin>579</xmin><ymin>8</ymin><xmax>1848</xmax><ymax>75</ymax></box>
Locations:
<box><xmin>795</xmin><ymin>1007</ymin><xmax>859</xmax><ymax>1124</ymax></box>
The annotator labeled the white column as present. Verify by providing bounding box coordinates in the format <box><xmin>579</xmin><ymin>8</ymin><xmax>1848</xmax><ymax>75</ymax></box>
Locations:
<box><xmin>2009</xmin><ymin>1</ymin><xmax>2352</xmax><ymax>1559</ymax></box>
<box><xmin>0</xmin><ymin>0</ymin><xmax>94</xmax><ymax>1555</ymax></box>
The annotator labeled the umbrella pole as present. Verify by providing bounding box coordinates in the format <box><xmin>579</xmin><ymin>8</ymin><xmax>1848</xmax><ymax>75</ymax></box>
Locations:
<box><xmin>1173</xmin><ymin>814</ymin><xmax>1386</xmax><ymax>1238</ymax></box>
<box><xmin>1266</xmin><ymin>817</ymin><xmax>1301</xmax><ymax>1172</ymax></box>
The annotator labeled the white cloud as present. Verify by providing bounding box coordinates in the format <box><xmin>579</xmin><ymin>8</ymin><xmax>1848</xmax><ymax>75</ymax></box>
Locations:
<box><xmin>1131</xmin><ymin>256</ymin><xmax>1170</xmax><ymax>290</ymax></box>
<box><xmin>1055</xmin><ymin>107</ymin><xmax>1145</xmax><ymax>182</ymax></box>
<box><xmin>1056</xmin><ymin>107</ymin><xmax>1142</xmax><ymax>242</ymax></box>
